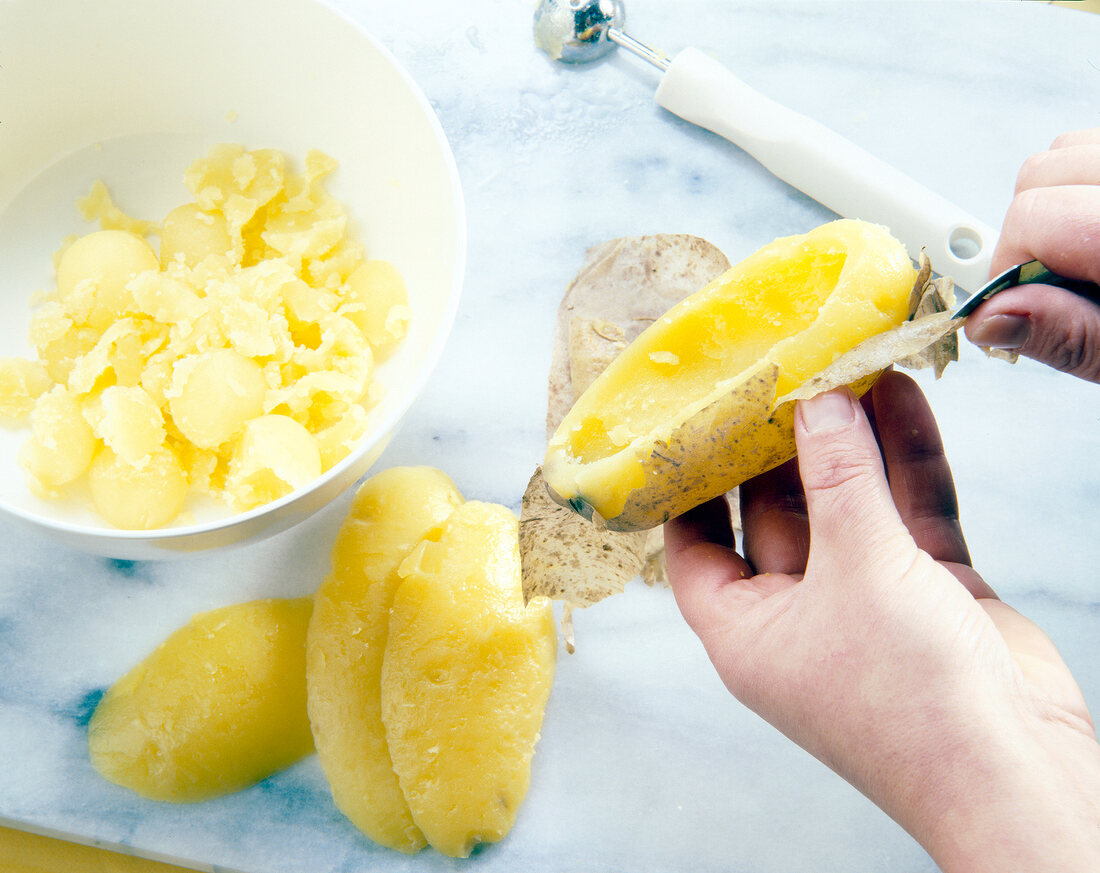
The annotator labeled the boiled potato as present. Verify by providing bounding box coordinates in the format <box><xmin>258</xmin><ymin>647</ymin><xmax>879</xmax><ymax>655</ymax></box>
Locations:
<box><xmin>542</xmin><ymin>219</ymin><xmax>918</xmax><ymax>530</ymax></box>
<box><xmin>343</xmin><ymin>260</ymin><xmax>410</xmax><ymax>358</ymax></box>
<box><xmin>87</xmin><ymin>444</ymin><xmax>188</xmax><ymax>530</ymax></box>
<box><xmin>0</xmin><ymin>357</ymin><xmax>51</xmax><ymax>422</ymax></box>
<box><xmin>19</xmin><ymin>386</ymin><xmax>96</xmax><ymax>493</ymax></box>
<box><xmin>225</xmin><ymin>414</ymin><xmax>321</xmax><ymax>510</ymax></box>
<box><xmin>160</xmin><ymin>203</ymin><xmax>232</xmax><ymax>268</ymax></box>
<box><xmin>4</xmin><ymin>144</ymin><xmax>412</xmax><ymax>528</ymax></box>
<box><xmin>55</xmin><ymin>229</ymin><xmax>158</xmax><ymax>331</ymax></box>
<box><xmin>306</xmin><ymin>466</ymin><xmax>464</xmax><ymax>853</ymax></box>
<box><xmin>83</xmin><ymin>385</ymin><xmax>165</xmax><ymax>465</ymax></box>
<box><xmin>168</xmin><ymin>348</ymin><xmax>267</xmax><ymax>449</ymax></box>
<box><xmin>88</xmin><ymin>598</ymin><xmax>314</xmax><ymax>802</ymax></box>
<box><xmin>382</xmin><ymin>501</ymin><xmax>556</xmax><ymax>858</ymax></box>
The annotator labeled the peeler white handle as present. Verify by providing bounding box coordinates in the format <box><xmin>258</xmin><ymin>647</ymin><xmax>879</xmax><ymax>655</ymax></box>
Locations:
<box><xmin>655</xmin><ymin>47</ymin><xmax>998</xmax><ymax>292</ymax></box>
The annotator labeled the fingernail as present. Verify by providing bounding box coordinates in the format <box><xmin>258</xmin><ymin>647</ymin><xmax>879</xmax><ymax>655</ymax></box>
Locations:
<box><xmin>798</xmin><ymin>389</ymin><xmax>855</xmax><ymax>434</ymax></box>
<box><xmin>967</xmin><ymin>314</ymin><xmax>1031</xmax><ymax>350</ymax></box>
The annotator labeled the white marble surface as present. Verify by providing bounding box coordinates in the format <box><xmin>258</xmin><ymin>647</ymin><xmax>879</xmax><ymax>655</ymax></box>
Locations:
<box><xmin>1</xmin><ymin>1</ymin><xmax>1098</xmax><ymax>871</ymax></box>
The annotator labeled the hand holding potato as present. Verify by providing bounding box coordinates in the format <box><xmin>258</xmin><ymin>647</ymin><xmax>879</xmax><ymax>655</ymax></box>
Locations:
<box><xmin>665</xmin><ymin>371</ymin><xmax>1100</xmax><ymax>872</ymax></box>
<box><xmin>965</xmin><ymin>127</ymin><xmax>1100</xmax><ymax>382</ymax></box>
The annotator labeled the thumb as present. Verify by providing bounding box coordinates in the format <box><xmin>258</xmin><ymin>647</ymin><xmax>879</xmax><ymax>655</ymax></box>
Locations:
<box><xmin>964</xmin><ymin>284</ymin><xmax>1100</xmax><ymax>383</ymax></box>
<box><xmin>793</xmin><ymin>388</ymin><xmax>915</xmax><ymax>576</ymax></box>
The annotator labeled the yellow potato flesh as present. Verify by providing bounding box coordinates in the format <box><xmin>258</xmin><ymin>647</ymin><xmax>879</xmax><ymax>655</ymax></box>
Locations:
<box><xmin>306</xmin><ymin>466</ymin><xmax>464</xmax><ymax>853</ymax></box>
<box><xmin>87</xmin><ymin>444</ymin><xmax>188</xmax><ymax>530</ymax></box>
<box><xmin>382</xmin><ymin>501</ymin><xmax>556</xmax><ymax>858</ymax></box>
<box><xmin>0</xmin><ymin>144</ymin><xmax>412</xmax><ymax>528</ymax></box>
<box><xmin>56</xmin><ymin>230</ymin><xmax>159</xmax><ymax>331</ymax></box>
<box><xmin>543</xmin><ymin>219</ymin><xmax>917</xmax><ymax>528</ymax></box>
<box><xmin>88</xmin><ymin>598</ymin><xmax>314</xmax><ymax>803</ymax></box>
<box><xmin>343</xmin><ymin>260</ymin><xmax>410</xmax><ymax>358</ymax></box>
<box><xmin>18</xmin><ymin>386</ymin><xmax>96</xmax><ymax>493</ymax></box>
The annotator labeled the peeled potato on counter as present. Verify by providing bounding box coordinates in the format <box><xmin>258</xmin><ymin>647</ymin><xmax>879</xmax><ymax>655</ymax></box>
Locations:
<box><xmin>382</xmin><ymin>501</ymin><xmax>556</xmax><ymax>858</ymax></box>
<box><xmin>88</xmin><ymin>597</ymin><xmax>314</xmax><ymax>802</ymax></box>
<box><xmin>306</xmin><ymin>466</ymin><xmax>464</xmax><ymax>854</ymax></box>
<box><xmin>306</xmin><ymin>468</ymin><xmax>556</xmax><ymax>858</ymax></box>
<box><xmin>541</xmin><ymin>219</ymin><xmax>919</xmax><ymax>531</ymax></box>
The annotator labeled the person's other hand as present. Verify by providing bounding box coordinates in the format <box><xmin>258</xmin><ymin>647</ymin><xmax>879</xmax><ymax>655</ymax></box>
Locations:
<box><xmin>965</xmin><ymin>127</ymin><xmax>1100</xmax><ymax>381</ymax></box>
<box><xmin>665</xmin><ymin>371</ymin><xmax>1100</xmax><ymax>872</ymax></box>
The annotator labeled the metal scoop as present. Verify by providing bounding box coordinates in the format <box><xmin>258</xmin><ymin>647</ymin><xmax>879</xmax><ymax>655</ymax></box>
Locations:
<box><xmin>533</xmin><ymin>0</ymin><xmax>668</xmax><ymax>69</ymax></box>
<box><xmin>533</xmin><ymin>0</ymin><xmax>998</xmax><ymax>294</ymax></box>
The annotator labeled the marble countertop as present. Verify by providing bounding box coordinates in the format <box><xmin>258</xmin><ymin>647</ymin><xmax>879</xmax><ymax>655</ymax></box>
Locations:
<box><xmin>2</xmin><ymin>2</ymin><xmax>1098</xmax><ymax>871</ymax></box>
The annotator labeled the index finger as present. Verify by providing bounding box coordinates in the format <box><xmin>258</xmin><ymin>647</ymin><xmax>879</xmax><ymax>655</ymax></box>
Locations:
<box><xmin>1015</xmin><ymin>127</ymin><xmax>1100</xmax><ymax>194</ymax></box>
<box><xmin>739</xmin><ymin>457</ymin><xmax>810</xmax><ymax>576</ymax></box>
<box><xmin>870</xmin><ymin>371</ymin><xmax>972</xmax><ymax>567</ymax></box>
<box><xmin>991</xmin><ymin>185</ymin><xmax>1100</xmax><ymax>282</ymax></box>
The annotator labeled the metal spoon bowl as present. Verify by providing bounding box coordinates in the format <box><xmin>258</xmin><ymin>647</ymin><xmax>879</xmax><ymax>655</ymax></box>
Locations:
<box><xmin>534</xmin><ymin>0</ymin><xmax>669</xmax><ymax>70</ymax></box>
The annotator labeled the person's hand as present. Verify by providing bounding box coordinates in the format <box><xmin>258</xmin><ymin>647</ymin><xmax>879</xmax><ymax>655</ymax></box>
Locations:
<box><xmin>964</xmin><ymin>127</ymin><xmax>1100</xmax><ymax>382</ymax></box>
<box><xmin>665</xmin><ymin>371</ymin><xmax>1100</xmax><ymax>872</ymax></box>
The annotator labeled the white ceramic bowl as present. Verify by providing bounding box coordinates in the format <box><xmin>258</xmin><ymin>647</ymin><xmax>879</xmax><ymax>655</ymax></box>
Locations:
<box><xmin>0</xmin><ymin>0</ymin><xmax>465</xmax><ymax>559</ymax></box>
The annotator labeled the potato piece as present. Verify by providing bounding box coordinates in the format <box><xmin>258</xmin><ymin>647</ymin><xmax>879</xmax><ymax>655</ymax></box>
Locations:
<box><xmin>261</xmin><ymin>204</ymin><xmax>346</xmax><ymax>263</ymax></box>
<box><xmin>343</xmin><ymin>260</ymin><xmax>410</xmax><ymax>358</ymax></box>
<box><xmin>88</xmin><ymin>444</ymin><xmax>188</xmax><ymax>530</ymax></box>
<box><xmin>0</xmin><ymin>357</ymin><xmax>51</xmax><ymax>422</ymax></box>
<box><xmin>542</xmin><ymin>219</ymin><xmax>918</xmax><ymax>530</ymax></box>
<box><xmin>306</xmin><ymin>466</ymin><xmax>464</xmax><ymax>853</ymax></box>
<box><xmin>128</xmin><ymin>271</ymin><xmax>207</xmax><ymax>326</ymax></box>
<box><xmin>169</xmin><ymin>349</ymin><xmax>267</xmax><ymax>449</ymax></box>
<box><xmin>56</xmin><ymin>230</ymin><xmax>159</xmax><ymax>331</ymax></box>
<box><xmin>19</xmin><ymin>385</ymin><xmax>96</xmax><ymax>492</ymax></box>
<box><xmin>281</xmin><ymin>276</ymin><xmax>337</xmax><ymax>343</ymax></box>
<box><xmin>83</xmin><ymin>385</ymin><xmax>165</xmax><ymax>464</ymax></box>
<box><xmin>305</xmin><ymin>239</ymin><xmax>366</xmax><ymax>290</ymax></box>
<box><xmin>160</xmin><ymin>203</ymin><xmax>232</xmax><ymax>268</ymax></box>
<box><xmin>29</xmin><ymin>301</ymin><xmax>99</xmax><ymax>384</ymax></box>
<box><xmin>64</xmin><ymin>317</ymin><xmax>150</xmax><ymax>396</ymax></box>
<box><xmin>184</xmin><ymin>144</ymin><xmax>286</xmax><ymax>231</ymax></box>
<box><xmin>313</xmin><ymin>403</ymin><xmax>369</xmax><ymax>472</ymax></box>
<box><xmin>77</xmin><ymin>179</ymin><xmax>158</xmax><ymax>237</ymax></box>
<box><xmin>382</xmin><ymin>501</ymin><xmax>556</xmax><ymax>858</ymax></box>
<box><xmin>88</xmin><ymin>597</ymin><xmax>314</xmax><ymax>802</ymax></box>
<box><xmin>225</xmin><ymin>414</ymin><xmax>321</xmax><ymax>510</ymax></box>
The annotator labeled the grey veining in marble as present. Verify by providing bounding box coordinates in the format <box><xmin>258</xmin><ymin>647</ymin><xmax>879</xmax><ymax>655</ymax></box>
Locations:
<box><xmin>1</xmin><ymin>2</ymin><xmax>1098</xmax><ymax>871</ymax></box>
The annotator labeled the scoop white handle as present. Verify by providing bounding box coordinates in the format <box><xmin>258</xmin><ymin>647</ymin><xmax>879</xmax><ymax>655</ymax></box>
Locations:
<box><xmin>655</xmin><ymin>47</ymin><xmax>998</xmax><ymax>292</ymax></box>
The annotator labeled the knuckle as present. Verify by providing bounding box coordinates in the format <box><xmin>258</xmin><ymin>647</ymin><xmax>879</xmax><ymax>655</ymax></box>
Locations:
<box><xmin>1014</xmin><ymin>151</ymin><xmax>1048</xmax><ymax>193</ymax></box>
<box><xmin>1048</xmin><ymin>128</ymin><xmax>1099</xmax><ymax>149</ymax></box>
<box><xmin>1009</xmin><ymin>186</ymin><xmax>1043</xmax><ymax>225</ymax></box>
<box><xmin>1029</xmin><ymin>315</ymin><xmax>1100</xmax><ymax>381</ymax></box>
<box><xmin>801</xmin><ymin>439</ymin><xmax>881</xmax><ymax>496</ymax></box>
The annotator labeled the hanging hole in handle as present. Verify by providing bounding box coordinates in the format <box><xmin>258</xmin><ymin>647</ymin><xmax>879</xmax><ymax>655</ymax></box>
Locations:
<box><xmin>948</xmin><ymin>225</ymin><xmax>985</xmax><ymax>261</ymax></box>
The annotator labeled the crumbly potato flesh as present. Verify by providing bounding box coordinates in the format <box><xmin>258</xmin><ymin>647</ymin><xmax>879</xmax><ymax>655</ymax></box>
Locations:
<box><xmin>542</xmin><ymin>220</ymin><xmax>919</xmax><ymax>529</ymax></box>
<box><xmin>0</xmin><ymin>144</ymin><xmax>410</xmax><ymax>528</ymax></box>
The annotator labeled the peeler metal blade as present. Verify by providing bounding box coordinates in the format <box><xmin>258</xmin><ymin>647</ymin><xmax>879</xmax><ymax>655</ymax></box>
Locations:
<box><xmin>952</xmin><ymin>260</ymin><xmax>1099</xmax><ymax>320</ymax></box>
